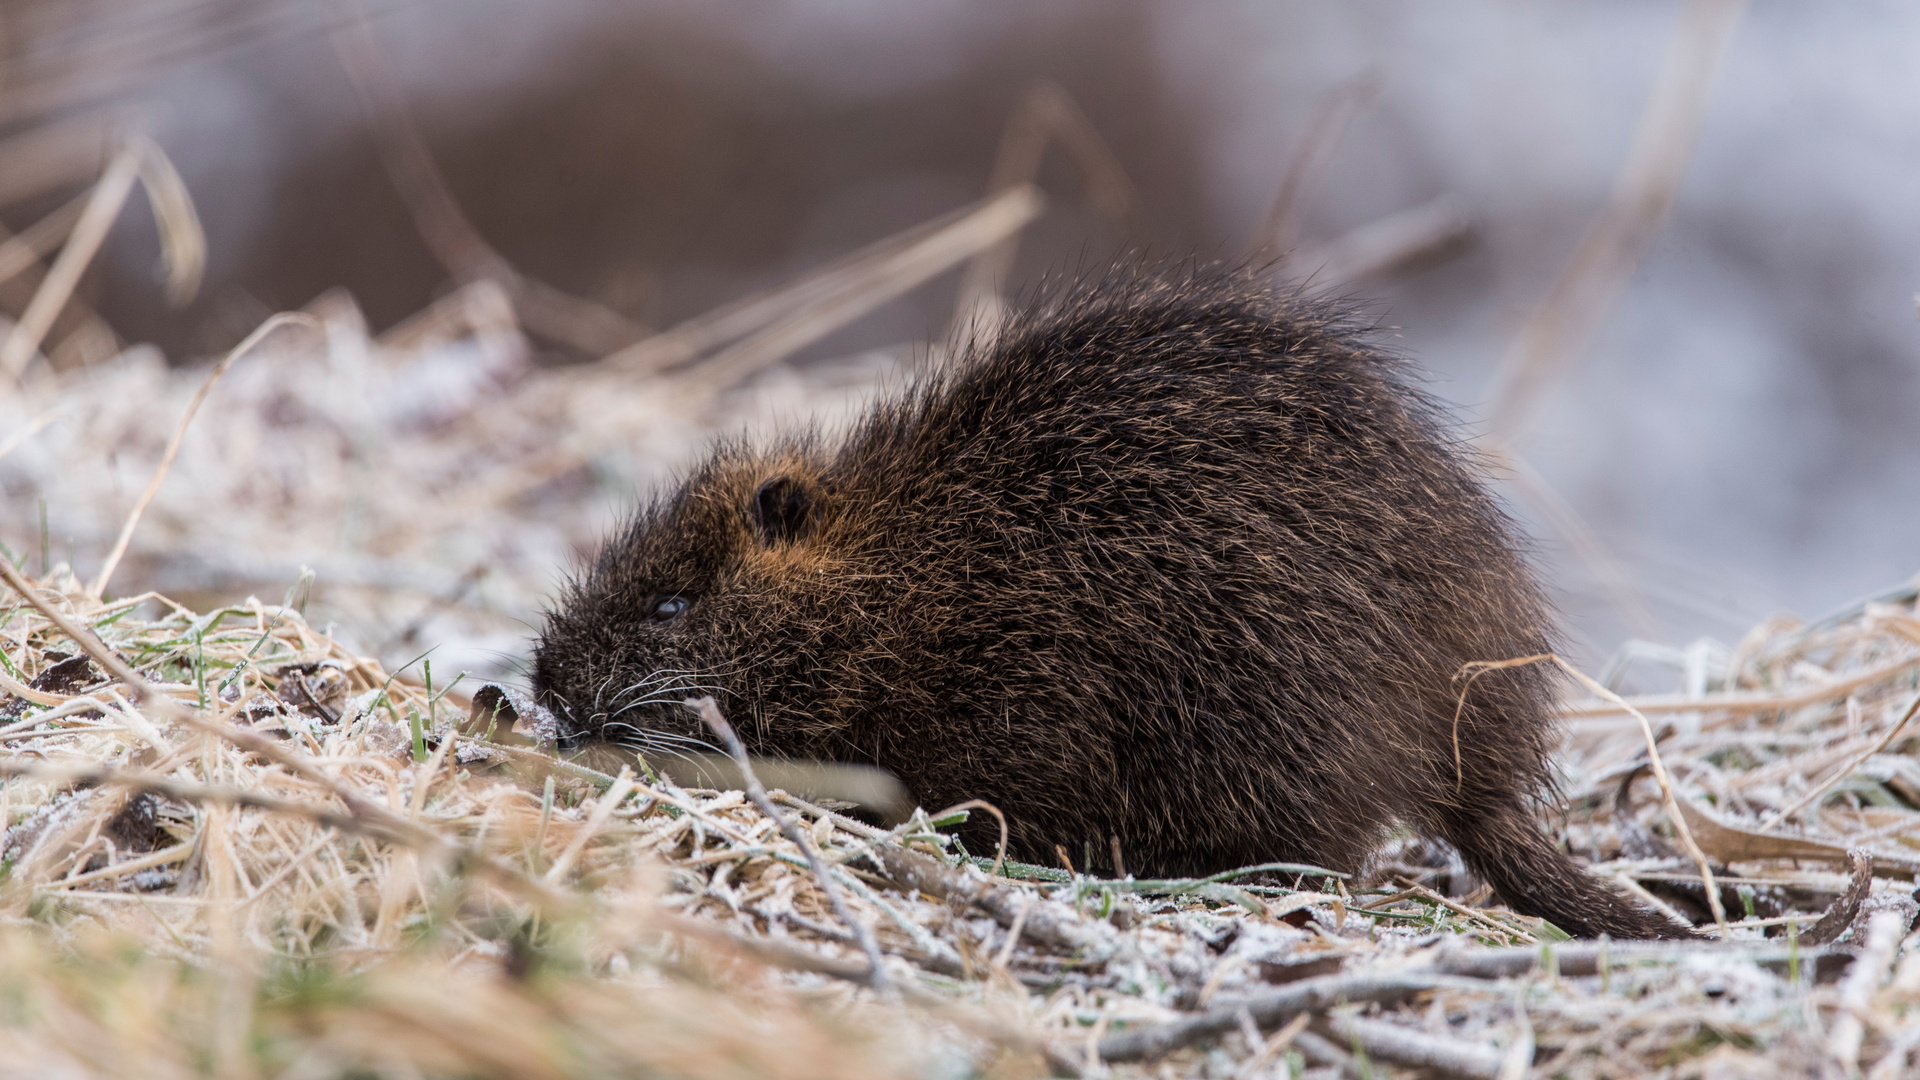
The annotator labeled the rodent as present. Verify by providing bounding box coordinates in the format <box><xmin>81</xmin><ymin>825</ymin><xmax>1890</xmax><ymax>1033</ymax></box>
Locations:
<box><xmin>531</xmin><ymin>265</ymin><xmax>1687</xmax><ymax>940</ymax></box>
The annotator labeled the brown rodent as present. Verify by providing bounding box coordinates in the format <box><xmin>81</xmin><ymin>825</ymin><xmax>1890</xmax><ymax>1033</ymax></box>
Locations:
<box><xmin>532</xmin><ymin>265</ymin><xmax>1686</xmax><ymax>940</ymax></box>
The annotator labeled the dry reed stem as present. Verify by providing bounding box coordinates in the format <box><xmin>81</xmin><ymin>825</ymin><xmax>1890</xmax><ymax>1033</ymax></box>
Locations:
<box><xmin>602</xmin><ymin>202</ymin><xmax>985</xmax><ymax>376</ymax></box>
<box><xmin>1283</xmin><ymin>193</ymin><xmax>1474</xmax><ymax>285</ymax></box>
<box><xmin>330</xmin><ymin>4</ymin><xmax>647</xmax><ymax>356</ymax></box>
<box><xmin>1483</xmin><ymin>0</ymin><xmax>1750</xmax><ymax>440</ymax></box>
<box><xmin>0</xmin><ymin>144</ymin><xmax>138</xmax><ymax>383</ymax></box>
<box><xmin>0</xmin><ymin>191</ymin><xmax>88</xmax><ymax>287</ymax></box>
<box><xmin>0</xmin><ymin>110</ymin><xmax>111</xmax><ymax>208</ymax></box>
<box><xmin>688</xmin><ymin>184</ymin><xmax>1042</xmax><ymax>392</ymax></box>
<box><xmin>1760</xmin><ymin>691</ymin><xmax>1920</xmax><ymax>831</ymax></box>
<box><xmin>953</xmin><ymin>80</ymin><xmax>1140</xmax><ymax>327</ymax></box>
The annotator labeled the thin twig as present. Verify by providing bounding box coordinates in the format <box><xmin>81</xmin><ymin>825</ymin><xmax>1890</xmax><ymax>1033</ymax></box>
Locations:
<box><xmin>1325</xmin><ymin>1013</ymin><xmax>1504</xmax><ymax>1079</ymax></box>
<box><xmin>687</xmin><ymin>695</ymin><xmax>892</xmax><ymax>996</ymax></box>
<box><xmin>864</xmin><ymin>841</ymin><xmax>1100</xmax><ymax>952</ymax></box>
<box><xmin>88</xmin><ymin>313</ymin><xmax>318</xmax><ymax>598</ymax></box>
<box><xmin>0</xmin><ymin>758</ymin><xmax>372</xmax><ymax>837</ymax></box>
<box><xmin>1394</xmin><ymin>877</ymin><xmax>1539</xmax><ymax>943</ymax></box>
<box><xmin>1096</xmin><ymin>971</ymin><xmax>1483</xmax><ymax>1063</ymax></box>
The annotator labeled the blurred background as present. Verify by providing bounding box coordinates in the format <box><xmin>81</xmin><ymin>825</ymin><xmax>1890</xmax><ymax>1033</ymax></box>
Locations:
<box><xmin>1</xmin><ymin>0</ymin><xmax>1916</xmax><ymax>688</ymax></box>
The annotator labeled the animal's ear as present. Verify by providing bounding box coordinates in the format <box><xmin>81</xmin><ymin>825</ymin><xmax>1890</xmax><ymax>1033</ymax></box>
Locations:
<box><xmin>752</xmin><ymin>476</ymin><xmax>819</xmax><ymax>546</ymax></box>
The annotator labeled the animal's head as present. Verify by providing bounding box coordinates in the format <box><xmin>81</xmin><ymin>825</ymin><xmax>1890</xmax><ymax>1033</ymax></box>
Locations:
<box><xmin>530</xmin><ymin>444</ymin><xmax>845</xmax><ymax>760</ymax></box>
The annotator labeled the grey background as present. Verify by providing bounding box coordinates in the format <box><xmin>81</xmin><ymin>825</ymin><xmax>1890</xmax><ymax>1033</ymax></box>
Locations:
<box><xmin>14</xmin><ymin>0</ymin><xmax>1919</xmax><ymax>663</ymax></box>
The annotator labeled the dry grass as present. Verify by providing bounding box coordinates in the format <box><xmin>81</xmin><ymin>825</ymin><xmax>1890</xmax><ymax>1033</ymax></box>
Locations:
<box><xmin>5</xmin><ymin>551</ymin><xmax>1920</xmax><ymax>1078</ymax></box>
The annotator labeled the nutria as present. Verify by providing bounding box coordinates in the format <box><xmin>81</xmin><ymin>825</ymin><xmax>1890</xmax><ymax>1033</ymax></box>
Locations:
<box><xmin>532</xmin><ymin>265</ymin><xmax>1686</xmax><ymax>940</ymax></box>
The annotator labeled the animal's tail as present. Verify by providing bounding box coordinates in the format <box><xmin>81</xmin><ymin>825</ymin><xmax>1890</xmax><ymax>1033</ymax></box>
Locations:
<box><xmin>1443</xmin><ymin>799</ymin><xmax>1693</xmax><ymax>940</ymax></box>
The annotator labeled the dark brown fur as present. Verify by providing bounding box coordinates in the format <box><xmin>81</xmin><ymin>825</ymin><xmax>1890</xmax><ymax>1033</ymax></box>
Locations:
<box><xmin>533</xmin><ymin>266</ymin><xmax>1687</xmax><ymax>939</ymax></box>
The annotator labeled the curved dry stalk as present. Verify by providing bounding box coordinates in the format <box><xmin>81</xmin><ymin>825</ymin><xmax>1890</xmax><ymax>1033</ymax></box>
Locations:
<box><xmin>931</xmin><ymin>798</ymin><xmax>1011</xmax><ymax>878</ymax></box>
<box><xmin>88</xmin><ymin>312</ymin><xmax>320</xmax><ymax>599</ymax></box>
<box><xmin>1555</xmin><ymin>656</ymin><xmax>1729</xmax><ymax>935</ymax></box>
<box><xmin>130</xmin><ymin>132</ymin><xmax>206</xmax><ymax>305</ymax></box>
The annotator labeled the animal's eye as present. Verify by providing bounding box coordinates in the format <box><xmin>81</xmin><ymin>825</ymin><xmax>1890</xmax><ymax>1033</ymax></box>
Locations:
<box><xmin>645</xmin><ymin>595</ymin><xmax>690</xmax><ymax>624</ymax></box>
